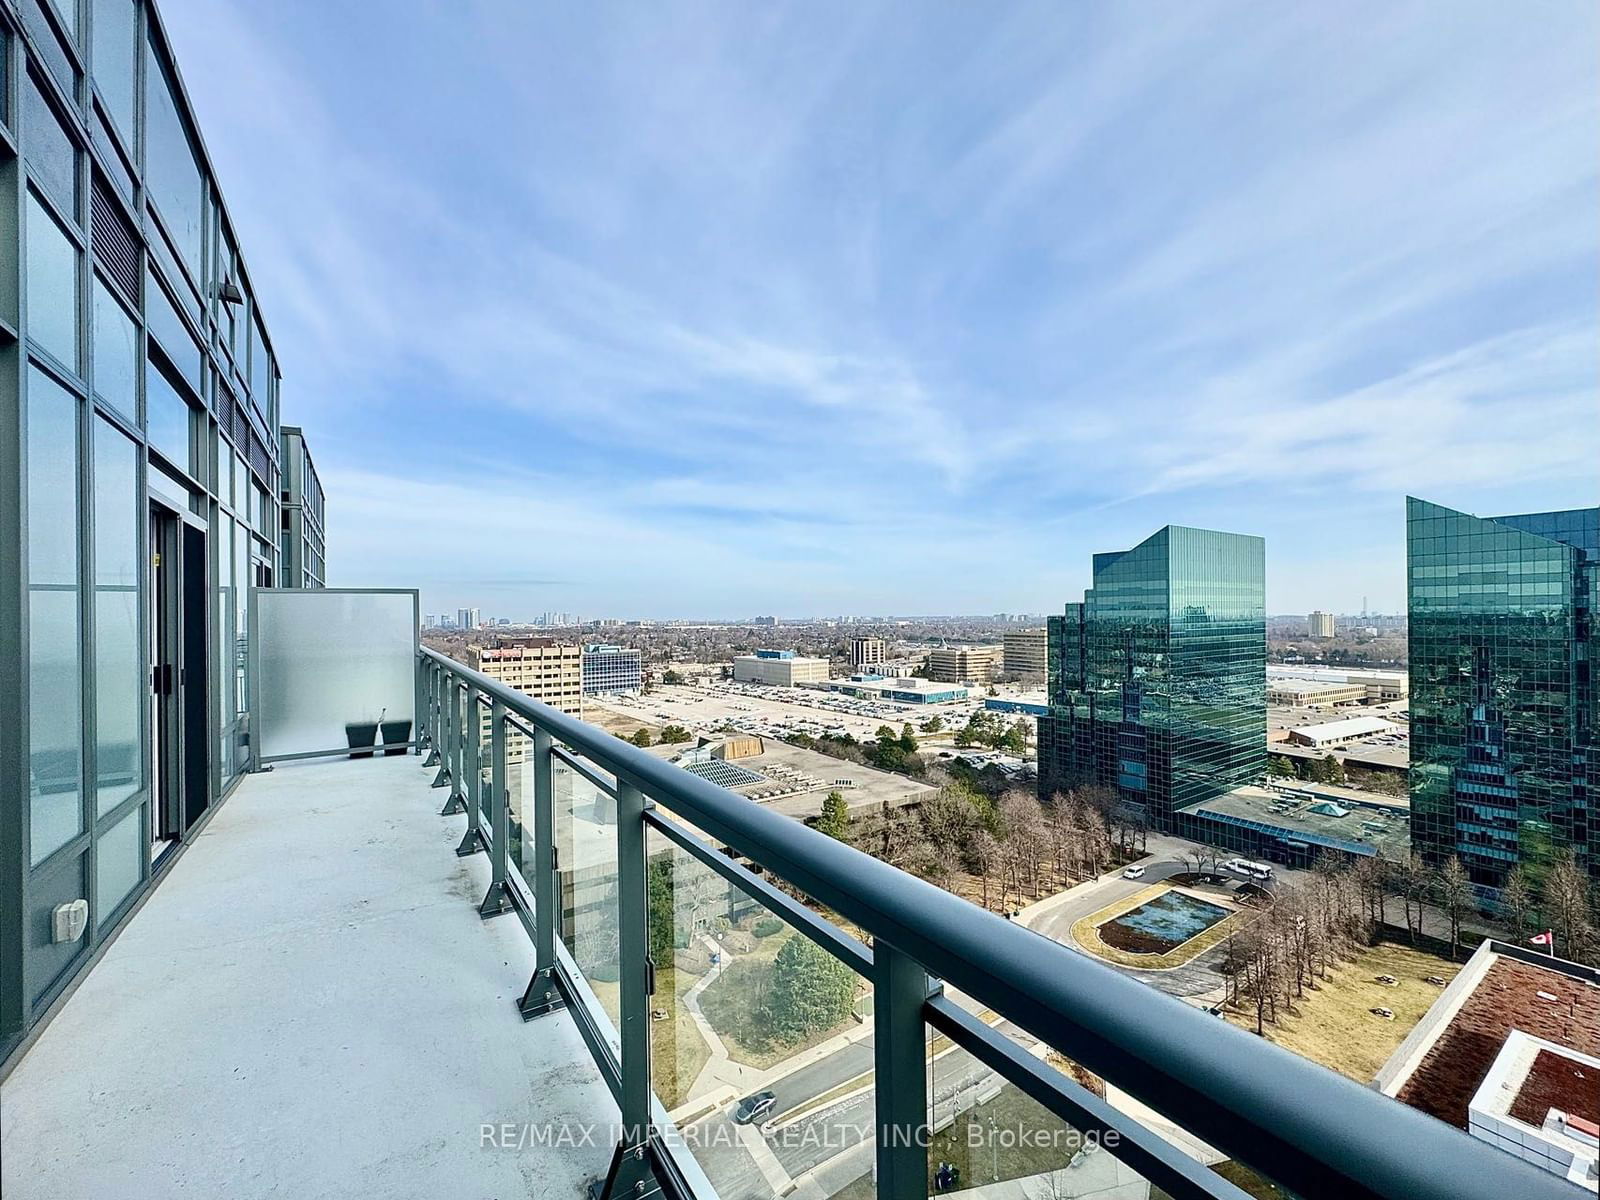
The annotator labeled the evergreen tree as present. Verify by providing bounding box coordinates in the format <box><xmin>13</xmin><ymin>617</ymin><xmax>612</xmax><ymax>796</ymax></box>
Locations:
<box><xmin>767</xmin><ymin>935</ymin><xmax>855</xmax><ymax>1042</ymax></box>
<box><xmin>817</xmin><ymin>791</ymin><xmax>852</xmax><ymax>841</ymax></box>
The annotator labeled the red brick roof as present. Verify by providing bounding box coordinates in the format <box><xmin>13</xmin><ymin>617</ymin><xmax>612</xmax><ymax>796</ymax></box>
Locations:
<box><xmin>1396</xmin><ymin>957</ymin><xmax>1600</xmax><ymax>1130</ymax></box>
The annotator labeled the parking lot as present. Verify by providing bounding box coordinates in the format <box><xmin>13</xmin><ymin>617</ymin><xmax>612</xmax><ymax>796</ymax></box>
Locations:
<box><xmin>592</xmin><ymin>680</ymin><xmax>989</xmax><ymax>744</ymax></box>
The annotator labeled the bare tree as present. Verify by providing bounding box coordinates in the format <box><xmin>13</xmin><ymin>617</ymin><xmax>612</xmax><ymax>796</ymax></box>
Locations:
<box><xmin>998</xmin><ymin>791</ymin><xmax>1048</xmax><ymax>901</ymax></box>
<box><xmin>1542</xmin><ymin>849</ymin><xmax>1596</xmax><ymax>964</ymax></box>
<box><xmin>970</xmin><ymin>830</ymin><xmax>1001</xmax><ymax>912</ymax></box>
<box><xmin>1500</xmin><ymin>863</ymin><xmax>1535</xmax><ymax>944</ymax></box>
<box><xmin>1433</xmin><ymin>856</ymin><xmax>1474</xmax><ymax>961</ymax></box>
<box><xmin>1400</xmin><ymin>852</ymin><xmax>1430</xmax><ymax>944</ymax></box>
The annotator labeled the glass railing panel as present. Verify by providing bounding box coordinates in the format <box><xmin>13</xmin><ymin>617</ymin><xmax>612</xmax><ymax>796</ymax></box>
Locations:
<box><xmin>928</xmin><ymin>998</ymin><xmax>1278</xmax><ymax>1200</ymax></box>
<box><xmin>553</xmin><ymin>747</ymin><xmax>623</xmax><ymax>1031</ymax></box>
<box><xmin>649</xmin><ymin>817</ymin><xmax>876</xmax><ymax>1199</ymax></box>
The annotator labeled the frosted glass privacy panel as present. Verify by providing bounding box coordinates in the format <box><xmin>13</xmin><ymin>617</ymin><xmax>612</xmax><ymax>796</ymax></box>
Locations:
<box><xmin>255</xmin><ymin>590</ymin><xmax>418</xmax><ymax>761</ymax></box>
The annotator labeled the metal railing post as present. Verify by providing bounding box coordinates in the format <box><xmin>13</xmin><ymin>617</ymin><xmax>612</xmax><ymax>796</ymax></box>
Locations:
<box><xmin>874</xmin><ymin>944</ymin><xmax>931</xmax><ymax>1200</ymax></box>
<box><xmin>438</xmin><ymin>681</ymin><xmax>466</xmax><ymax>814</ymax></box>
<box><xmin>455</xmin><ymin>689</ymin><xmax>486</xmax><ymax>856</ymax></box>
<box><xmin>598</xmin><ymin>779</ymin><xmax>656</xmax><ymax>1200</ymax></box>
<box><xmin>518</xmin><ymin>726</ymin><xmax>565</xmax><ymax>1018</ymax></box>
<box><xmin>412</xmin><ymin>654</ymin><xmax>426</xmax><ymax>756</ymax></box>
<box><xmin>478</xmin><ymin>699</ymin><xmax>512</xmax><ymax>917</ymax></box>
<box><xmin>429</xmin><ymin>668</ymin><xmax>451</xmax><ymax>787</ymax></box>
<box><xmin>422</xmin><ymin>662</ymin><xmax>440</xmax><ymax>765</ymax></box>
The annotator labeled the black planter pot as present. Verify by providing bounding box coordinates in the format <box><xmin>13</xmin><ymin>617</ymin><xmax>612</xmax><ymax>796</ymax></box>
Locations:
<box><xmin>380</xmin><ymin>719</ymin><xmax>412</xmax><ymax>756</ymax></box>
<box><xmin>345</xmin><ymin>721</ymin><xmax>379</xmax><ymax>759</ymax></box>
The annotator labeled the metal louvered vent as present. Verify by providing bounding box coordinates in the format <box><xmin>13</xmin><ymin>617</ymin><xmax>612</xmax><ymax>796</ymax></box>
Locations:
<box><xmin>248</xmin><ymin>427</ymin><xmax>271</xmax><ymax>484</ymax></box>
<box><xmin>92</xmin><ymin>178</ymin><xmax>140</xmax><ymax>306</ymax></box>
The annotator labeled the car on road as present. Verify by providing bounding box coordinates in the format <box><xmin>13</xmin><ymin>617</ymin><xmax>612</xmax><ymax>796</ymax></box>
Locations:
<box><xmin>1121</xmin><ymin>865</ymin><xmax>1146</xmax><ymax>880</ymax></box>
<box><xmin>733</xmin><ymin>1090</ymin><xmax>777</xmax><ymax>1125</ymax></box>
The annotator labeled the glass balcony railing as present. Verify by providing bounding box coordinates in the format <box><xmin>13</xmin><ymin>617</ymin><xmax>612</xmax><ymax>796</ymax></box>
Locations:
<box><xmin>415</xmin><ymin>647</ymin><xmax>1579</xmax><ymax>1200</ymax></box>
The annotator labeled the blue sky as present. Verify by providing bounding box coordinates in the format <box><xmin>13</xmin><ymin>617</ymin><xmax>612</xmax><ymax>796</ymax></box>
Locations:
<box><xmin>168</xmin><ymin>1</ymin><xmax>1598</xmax><ymax>619</ymax></box>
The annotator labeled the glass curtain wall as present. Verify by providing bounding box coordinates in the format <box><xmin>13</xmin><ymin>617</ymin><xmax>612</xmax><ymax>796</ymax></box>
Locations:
<box><xmin>3</xmin><ymin>0</ymin><xmax>283</xmax><ymax>1046</ymax></box>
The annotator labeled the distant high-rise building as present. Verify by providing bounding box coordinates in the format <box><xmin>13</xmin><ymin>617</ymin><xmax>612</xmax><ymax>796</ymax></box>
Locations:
<box><xmin>582</xmin><ymin>644</ymin><xmax>643</xmax><ymax>695</ymax></box>
<box><xmin>1407</xmin><ymin>498</ymin><xmax>1597</xmax><ymax>893</ymax></box>
<box><xmin>850</xmin><ymin>636</ymin><xmax>887</xmax><ymax>670</ymax></box>
<box><xmin>1002</xmin><ymin>629</ymin><xmax>1048</xmax><ymax>677</ymax></box>
<box><xmin>278</xmin><ymin>426</ymin><xmax>325</xmax><ymax>588</ymax></box>
<box><xmin>927</xmin><ymin>645</ymin><xmax>1003</xmax><ymax>683</ymax></box>
<box><xmin>457</xmin><ymin>607</ymin><xmax>481</xmax><ymax>630</ymax></box>
<box><xmin>754</xmin><ymin>616</ymin><xmax>779</xmax><ymax>627</ymax></box>
<box><xmin>1038</xmin><ymin>525</ymin><xmax>1265</xmax><ymax>834</ymax></box>
<box><xmin>1307</xmin><ymin>610</ymin><xmax>1335</xmax><ymax>639</ymax></box>
<box><xmin>424</xmin><ymin>614</ymin><xmax>438</xmax><ymax>629</ymax></box>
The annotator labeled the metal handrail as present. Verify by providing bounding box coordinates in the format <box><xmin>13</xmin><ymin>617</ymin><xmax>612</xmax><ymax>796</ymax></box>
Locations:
<box><xmin>418</xmin><ymin>647</ymin><xmax>1573</xmax><ymax>1200</ymax></box>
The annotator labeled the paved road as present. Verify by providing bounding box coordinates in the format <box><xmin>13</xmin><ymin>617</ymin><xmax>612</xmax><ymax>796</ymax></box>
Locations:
<box><xmin>1027</xmin><ymin>858</ymin><xmax>1241</xmax><ymax>1001</ymax></box>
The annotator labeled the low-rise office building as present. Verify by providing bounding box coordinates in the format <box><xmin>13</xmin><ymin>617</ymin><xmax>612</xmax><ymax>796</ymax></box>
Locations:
<box><xmin>581</xmin><ymin>644</ymin><xmax>642</xmax><ymax>695</ymax></box>
<box><xmin>818</xmin><ymin>676</ymin><xmax>970</xmax><ymax>704</ymax></box>
<box><xmin>732</xmin><ymin>649</ymin><xmax>830</xmax><ymax>687</ymax></box>
<box><xmin>1268</xmin><ymin>664</ymin><xmax>1409</xmax><ymax>703</ymax></box>
<box><xmin>927</xmin><ymin>645</ymin><xmax>1003</xmax><ymax>683</ymax></box>
<box><xmin>1287</xmin><ymin>715</ymin><xmax>1401</xmax><ymax>748</ymax></box>
<box><xmin>1268</xmin><ymin>678</ymin><xmax>1369</xmax><ymax>707</ymax></box>
<box><xmin>1375</xmin><ymin>940</ymin><xmax>1600</xmax><ymax>1190</ymax></box>
<box><xmin>1002</xmin><ymin>629</ymin><xmax>1048</xmax><ymax>676</ymax></box>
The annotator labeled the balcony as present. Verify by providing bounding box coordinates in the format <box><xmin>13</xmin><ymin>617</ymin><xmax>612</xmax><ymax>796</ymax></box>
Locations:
<box><xmin>1</xmin><ymin>600</ymin><xmax>1585</xmax><ymax>1200</ymax></box>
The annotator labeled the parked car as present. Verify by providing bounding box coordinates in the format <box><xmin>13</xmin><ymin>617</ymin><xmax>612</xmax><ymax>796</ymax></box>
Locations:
<box><xmin>733</xmin><ymin>1091</ymin><xmax>777</xmax><ymax>1125</ymax></box>
<box><xmin>1121</xmin><ymin>865</ymin><xmax>1146</xmax><ymax>880</ymax></box>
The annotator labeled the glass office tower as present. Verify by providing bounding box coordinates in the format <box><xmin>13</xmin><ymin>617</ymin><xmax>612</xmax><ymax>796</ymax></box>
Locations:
<box><xmin>1038</xmin><ymin>525</ymin><xmax>1266</xmax><ymax>834</ymax></box>
<box><xmin>2</xmin><ymin>0</ymin><xmax>284</xmax><ymax>1060</ymax></box>
<box><xmin>1407</xmin><ymin>498</ymin><xmax>1597</xmax><ymax>895</ymax></box>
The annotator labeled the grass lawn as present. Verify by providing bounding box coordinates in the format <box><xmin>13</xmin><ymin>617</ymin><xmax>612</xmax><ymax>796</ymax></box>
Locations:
<box><xmin>590</xmin><ymin>964</ymin><xmax>710</xmax><ymax>1110</ymax></box>
<box><xmin>696</xmin><ymin>929</ymin><xmax>864</xmax><ymax>1070</ymax></box>
<box><xmin>1070</xmin><ymin>884</ymin><xmax>1253</xmax><ymax>969</ymax></box>
<box><xmin>928</xmin><ymin>1082</ymin><xmax>1080</xmax><ymax>1190</ymax></box>
<box><xmin>1224</xmin><ymin>940</ymin><xmax>1461</xmax><ymax>1082</ymax></box>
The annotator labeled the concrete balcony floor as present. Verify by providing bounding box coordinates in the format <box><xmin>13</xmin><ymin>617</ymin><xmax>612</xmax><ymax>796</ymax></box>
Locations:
<box><xmin>2</xmin><ymin>753</ymin><xmax>615</xmax><ymax>1199</ymax></box>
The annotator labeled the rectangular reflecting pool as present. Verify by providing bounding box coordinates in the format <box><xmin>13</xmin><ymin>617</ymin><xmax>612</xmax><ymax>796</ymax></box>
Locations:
<box><xmin>1099</xmin><ymin>890</ymin><xmax>1231</xmax><ymax>954</ymax></box>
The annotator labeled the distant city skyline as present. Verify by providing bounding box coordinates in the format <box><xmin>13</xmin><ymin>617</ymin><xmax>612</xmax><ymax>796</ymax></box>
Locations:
<box><xmin>167</xmin><ymin>1</ymin><xmax>1597</xmax><ymax>617</ymax></box>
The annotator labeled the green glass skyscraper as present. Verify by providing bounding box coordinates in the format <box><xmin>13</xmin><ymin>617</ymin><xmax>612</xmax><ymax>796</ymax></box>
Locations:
<box><xmin>1038</xmin><ymin>525</ymin><xmax>1266</xmax><ymax>834</ymax></box>
<box><xmin>1407</xmin><ymin>498</ymin><xmax>1597</xmax><ymax>893</ymax></box>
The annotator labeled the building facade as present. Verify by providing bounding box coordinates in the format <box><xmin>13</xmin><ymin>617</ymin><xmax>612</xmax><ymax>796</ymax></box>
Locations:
<box><xmin>927</xmin><ymin>645</ymin><xmax>1003</xmax><ymax>683</ymax></box>
<box><xmin>456</xmin><ymin>607</ymin><xmax>480</xmax><ymax>631</ymax></box>
<box><xmin>1307</xmin><ymin>610</ymin><xmax>1335</xmax><ymax>639</ymax></box>
<box><xmin>731</xmin><ymin>649</ymin><xmax>830</xmax><ymax>686</ymax></box>
<box><xmin>277</xmin><ymin>425</ymin><xmax>323</xmax><ymax>587</ymax></box>
<box><xmin>1</xmin><ymin>0</ymin><xmax>289</xmax><ymax>1059</ymax></box>
<box><xmin>1407</xmin><ymin>498</ymin><xmax>1597</xmax><ymax>893</ymax></box>
<box><xmin>849</xmin><ymin>635</ymin><xmax>885</xmax><ymax>670</ymax></box>
<box><xmin>1002</xmin><ymin>628</ymin><xmax>1048</xmax><ymax>676</ymax></box>
<box><xmin>581</xmin><ymin>643</ymin><xmax>642</xmax><ymax>695</ymax></box>
<box><xmin>1037</xmin><ymin>525</ymin><xmax>1266</xmax><ymax>834</ymax></box>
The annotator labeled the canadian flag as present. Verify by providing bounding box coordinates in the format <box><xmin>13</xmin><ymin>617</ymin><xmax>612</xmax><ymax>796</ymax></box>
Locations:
<box><xmin>1529</xmin><ymin>931</ymin><xmax>1553</xmax><ymax>946</ymax></box>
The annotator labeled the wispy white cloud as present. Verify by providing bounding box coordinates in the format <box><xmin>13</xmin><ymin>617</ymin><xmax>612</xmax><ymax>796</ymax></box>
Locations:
<box><xmin>164</xmin><ymin>0</ymin><xmax>1598</xmax><ymax>616</ymax></box>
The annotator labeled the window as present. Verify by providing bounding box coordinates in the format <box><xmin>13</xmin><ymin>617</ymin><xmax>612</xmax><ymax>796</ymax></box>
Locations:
<box><xmin>90</xmin><ymin>0</ymin><xmax>137</xmax><ymax>138</ymax></box>
<box><xmin>249</xmin><ymin>312</ymin><xmax>271</xmax><ymax>405</ymax></box>
<box><xmin>92</xmin><ymin>276</ymin><xmax>137</xmax><ymax>420</ymax></box>
<box><xmin>94</xmin><ymin>417</ymin><xmax>142</xmax><ymax>816</ymax></box>
<box><xmin>23</xmin><ymin>0</ymin><xmax>80</xmax><ymax>99</ymax></box>
<box><xmin>25</xmin><ymin>192</ymin><xmax>80</xmax><ymax>371</ymax></box>
<box><xmin>28</xmin><ymin>366</ymin><xmax>83</xmax><ymax>865</ymax></box>
<box><xmin>145</xmin><ymin>359</ymin><xmax>192</xmax><ymax>473</ymax></box>
<box><xmin>145</xmin><ymin>272</ymin><xmax>201</xmax><ymax>387</ymax></box>
<box><xmin>23</xmin><ymin>73</ymin><xmax>79</xmax><ymax>214</ymax></box>
<box><xmin>95</xmin><ymin>803</ymin><xmax>144</xmax><ymax>926</ymax></box>
<box><xmin>144</xmin><ymin>36</ymin><xmax>204</xmax><ymax>284</ymax></box>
